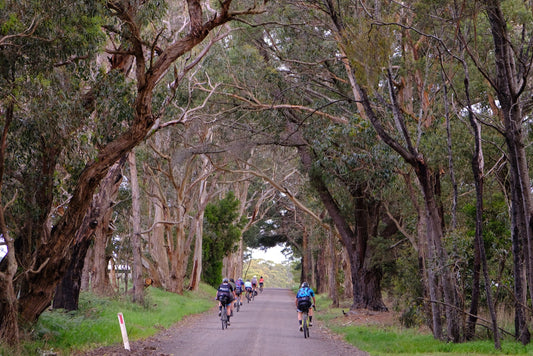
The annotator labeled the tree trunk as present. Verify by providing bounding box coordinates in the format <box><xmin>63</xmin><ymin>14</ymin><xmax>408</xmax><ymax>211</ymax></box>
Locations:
<box><xmin>91</xmin><ymin>219</ymin><xmax>113</xmax><ymax>296</ymax></box>
<box><xmin>466</xmin><ymin>226</ymin><xmax>481</xmax><ymax>340</ymax></box>
<box><xmin>300</xmin><ymin>144</ymin><xmax>387</xmax><ymax>310</ymax></box>
<box><xmin>463</xmin><ymin>63</ymin><xmax>501</xmax><ymax>347</ymax></box>
<box><xmin>301</xmin><ymin>226</ymin><xmax>312</xmax><ymax>283</ymax></box>
<box><xmin>80</xmin><ymin>245</ymin><xmax>93</xmax><ymax>291</ymax></box>
<box><xmin>128</xmin><ymin>150</ymin><xmax>144</xmax><ymax>304</ymax></box>
<box><xmin>189</xmin><ymin>208</ymin><xmax>205</xmax><ymax>290</ymax></box>
<box><xmin>483</xmin><ymin>0</ymin><xmax>531</xmax><ymax>344</ymax></box>
<box><xmin>0</xmin><ymin>103</ymin><xmax>19</xmax><ymax>344</ymax></box>
<box><xmin>53</xmin><ymin>240</ymin><xmax>91</xmax><ymax>310</ymax></box>
<box><xmin>327</xmin><ymin>230</ymin><xmax>339</xmax><ymax>307</ymax></box>
<box><xmin>148</xmin><ymin>185</ymin><xmax>171</xmax><ymax>289</ymax></box>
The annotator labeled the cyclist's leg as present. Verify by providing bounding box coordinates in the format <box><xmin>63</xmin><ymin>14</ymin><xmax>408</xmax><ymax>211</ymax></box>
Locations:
<box><xmin>297</xmin><ymin>310</ymin><xmax>303</xmax><ymax>331</ymax></box>
<box><xmin>308</xmin><ymin>307</ymin><xmax>313</xmax><ymax>325</ymax></box>
<box><xmin>226</xmin><ymin>301</ymin><xmax>232</xmax><ymax>325</ymax></box>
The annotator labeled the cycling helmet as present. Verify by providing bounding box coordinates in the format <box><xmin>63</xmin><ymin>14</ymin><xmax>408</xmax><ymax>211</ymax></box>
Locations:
<box><xmin>230</xmin><ymin>278</ymin><xmax>235</xmax><ymax>283</ymax></box>
<box><xmin>253</xmin><ymin>275</ymin><xmax>257</xmax><ymax>278</ymax></box>
<box><xmin>246</xmin><ymin>279</ymin><xmax>250</xmax><ymax>282</ymax></box>
<box><xmin>301</xmin><ymin>282</ymin><xmax>309</xmax><ymax>288</ymax></box>
<box><xmin>223</xmin><ymin>277</ymin><xmax>229</xmax><ymax>283</ymax></box>
<box><xmin>238</xmin><ymin>277</ymin><xmax>243</xmax><ymax>281</ymax></box>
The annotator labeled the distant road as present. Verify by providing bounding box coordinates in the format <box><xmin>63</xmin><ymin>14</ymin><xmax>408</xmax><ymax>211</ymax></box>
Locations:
<box><xmin>149</xmin><ymin>288</ymin><xmax>367</xmax><ymax>356</ymax></box>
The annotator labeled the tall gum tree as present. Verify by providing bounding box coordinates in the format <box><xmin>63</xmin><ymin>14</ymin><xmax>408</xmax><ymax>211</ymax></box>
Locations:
<box><xmin>311</xmin><ymin>0</ymin><xmax>462</xmax><ymax>341</ymax></box>
<box><xmin>475</xmin><ymin>0</ymin><xmax>533</xmax><ymax>343</ymax></box>
<box><xmin>0</xmin><ymin>0</ymin><xmax>267</xmax><ymax>343</ymax></box>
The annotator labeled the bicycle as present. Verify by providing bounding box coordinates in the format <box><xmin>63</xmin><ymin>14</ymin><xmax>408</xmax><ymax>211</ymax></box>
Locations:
<box><xmin>220</xmin><ymin>301</ymin><xmax>229</xmax><ymax>330</ymax></box>
<box><xmin>300</xmin><ymin>304</ymin><xmax>315</xmax><ymax>339</ymax></box>
<box><xmin>234</xmin><ymin>296</ymin><xmax>241</xmax><ymax>312</ymax></box>
<box><xmin>301</xmin><ymin>308</ymin><xmax>310</xmax><ymax>338</ymax></box>
<box><xmin>245</xmin><ymin>289</ymin><xmax>252</xmax><ymax>303</ymax></box>
<box><xmin>220</xmin><ymin>301</ymin><xmax>231</xmax><ymax>330</ymax></box>
<box><xmin>259</xmin><ymin>284</ymin><xmax>263</xmax><ymax>293</ymax></box>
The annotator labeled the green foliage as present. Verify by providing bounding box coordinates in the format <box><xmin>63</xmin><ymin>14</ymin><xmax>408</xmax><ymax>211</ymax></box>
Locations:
<box><xmin>10</xmin><ymin>285</ymin><xmax>216</xmax><ymax>355</ymax></box>
<box><xmin>92</xmin><ymin>70</ymin><xmax>136</xmax><ymax>146</ymax></box>
<box><xmin>342</xmin><ymin>13</ymin><xmax>394</xmax><ymax>88</ymax></box>
<box><xmin>202</xmin><ymin>191</ymin><xmax>245</xmax><ymax>287</ymax></box>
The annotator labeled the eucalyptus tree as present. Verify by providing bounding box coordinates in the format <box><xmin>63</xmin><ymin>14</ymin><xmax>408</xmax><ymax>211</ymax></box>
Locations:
<box><xmin>0</xmin><ymin>0</ymin><xmax>105</xmax><ymax>343</ymax></box>
<box><xmin>395</xmin><ymin>0</ymin><xmax>533</xmax><ymax>344</ymax></box>
<box><xmin>302</xmin><ymin>0</ymin><xmax>533</xmax><ymax>345</ymax></box>
<box><xmin>0</xmin><ymin>0</ymin><xmax>268</xmax><ymax>344</ymax></box>
<box><xmin>289</xmin><ymin>0</ymin><xmax>467</xmax><ymax>340</ymax></box>
<box><xmin>470</xmin><ymin>1</ymin><xmax>533</xmax><ymax>344</ymax></box>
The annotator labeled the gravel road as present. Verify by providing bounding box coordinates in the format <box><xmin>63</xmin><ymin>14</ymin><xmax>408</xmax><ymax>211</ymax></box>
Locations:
<box><xmin>80</xmin><ymin>288</ymin><xmax>368</xmax><ymax>356</ymax></box>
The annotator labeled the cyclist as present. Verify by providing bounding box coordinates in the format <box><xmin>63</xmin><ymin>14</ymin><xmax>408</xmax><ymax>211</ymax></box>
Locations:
<box><xmin>295</xmin><ymin>282</ymin><xmax>316</xmax><ymax>331</ymax></box>
<box><xmin>244</xmin><ymin>279</ymin><xmax>253</xmax><ymax>301</ymax></box>
<box><xmin>259</xmin><ymin>276</ymin><xmax>264</xmax><ymax>292</ymax></box>
<box><xmin>234</xmin><ymin>278</ymin><xmax>243</xmax><ymax>307</ymax></box>
<box><xmin>251</xmin><ymin>275</ymin><xmax>258</xmax><ymax>295</ymax></box>
<box><xmin>228</xmin><ymin>278</ymin><xmax>237</xmax><ymax>313</ymax></box>
<box><xmin>216</xmin><ymin>278</ymin><xmax>235</xmax><ymax>325</ymax></box>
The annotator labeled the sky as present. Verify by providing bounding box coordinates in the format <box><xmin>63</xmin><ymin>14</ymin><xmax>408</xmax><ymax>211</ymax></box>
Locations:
<box><xmin>250</xmin><ymin>245</ymin><xmax>288</xmax><ymax>264</ymax></box>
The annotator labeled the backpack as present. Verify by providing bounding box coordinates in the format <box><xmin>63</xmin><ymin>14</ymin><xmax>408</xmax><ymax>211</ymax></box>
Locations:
<box><xmin>217</xmin><ymin>283</ymin><xmax>232</xmax><ymax>304</ymax></box>
<box><xmin>218</xmin><ymin>294</ymin><xmax>230</xmax><ymax>305</ymax></box>
<box><xmin>297</xmin><ymin>296</ymin><xmax>312</xmax><ymax>311</ymax></box>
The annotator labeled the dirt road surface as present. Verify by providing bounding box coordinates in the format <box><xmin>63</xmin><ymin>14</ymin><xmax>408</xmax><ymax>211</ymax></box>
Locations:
<box><xmin>80</xmin><ymin>288</ymin><xmax>368</xmax><ymax>356</ymax></box>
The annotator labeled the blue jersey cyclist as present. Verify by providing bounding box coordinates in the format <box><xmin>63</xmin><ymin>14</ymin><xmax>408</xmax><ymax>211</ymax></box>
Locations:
<box><xmin>234</xmin><ymin>278</ymin><xmax>244</xmax><ymax>306</ymax></box>
<box><xmin>295</xmin><ymin>282</ymin><xmax>316</xmax><ymax>331</ymax></box>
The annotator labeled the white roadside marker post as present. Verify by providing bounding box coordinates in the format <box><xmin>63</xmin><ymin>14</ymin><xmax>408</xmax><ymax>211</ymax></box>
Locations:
<box><xmin>117</xmin><ymin>312</ymin><xmax>131</xmax><ymax>351</ymax></box>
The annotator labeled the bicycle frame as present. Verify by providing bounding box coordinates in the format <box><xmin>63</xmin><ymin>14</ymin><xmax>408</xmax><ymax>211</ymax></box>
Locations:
<box><xmin>220</xmin><ymin>302</ymin><xmax>228</xmax><ymax>330</ymax></box>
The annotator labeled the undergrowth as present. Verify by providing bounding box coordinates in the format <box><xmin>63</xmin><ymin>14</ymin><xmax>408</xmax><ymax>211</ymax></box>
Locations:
<box><xmin>1</xmin><ymin>283</ymin><xmax>215</xmax><ymax>356</ymax></box>
<box><xmin>3</xmin><ymin>287</ymin><xmax>533</xmax><ymax>356</ymax></box>
<box><xmin>316</xmin><ymin>296</ymin><xmax>533</xmax><ymax>356</ymax></box>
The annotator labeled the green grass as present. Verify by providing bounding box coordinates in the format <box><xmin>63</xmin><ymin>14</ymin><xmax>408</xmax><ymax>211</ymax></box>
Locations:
<box><xmin>7</xmin><ymin>283</ymin><xmax>216</xmax><ymax>356</ymax></box>
<box><xmin>316</xmin><ymin>296</ymin><xmax>533</xmax><ymax>356</ymax></box>
<box><xmin>332</xmin><ymin>325</ymin><xmax>533</xmax><ymax>355</ymax></box>
<box><xmin>4</xmin><ymin>287</ymin><xmax>533</xmax><ymax>356</ymax></box>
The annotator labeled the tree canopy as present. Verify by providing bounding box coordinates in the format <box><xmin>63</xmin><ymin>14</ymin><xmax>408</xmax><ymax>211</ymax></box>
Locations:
<box><xmin>3</xmin><ymin>0</ymin><xmax>533</xmax><ymax>348</ymax></box>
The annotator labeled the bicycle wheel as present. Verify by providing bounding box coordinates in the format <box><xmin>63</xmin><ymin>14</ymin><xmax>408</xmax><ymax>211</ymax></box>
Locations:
<box><xmin>302</xmin><ymin>312</ymin><xmax>309</xmax><ymax>338</ymax></box>
<box><xmin>236</xmin><ymin>299</ymin><xmax>240</xmax><ymax>312</ymax></box>
<box><xmin>221</xmin><ymin>305</ymin><xmax>228</xmax><ymax>330</ymax></box>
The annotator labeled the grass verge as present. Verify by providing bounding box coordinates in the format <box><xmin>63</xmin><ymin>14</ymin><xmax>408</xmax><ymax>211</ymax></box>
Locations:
<box><xmin>3</xmin><ymin>283</ymin><xmax>216</xmax><ymax>356</ymax></box>
<box><xmin>315</xmin><ymin>295</ymin><xmax>533</xmax><ymax>356</ymax></box>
